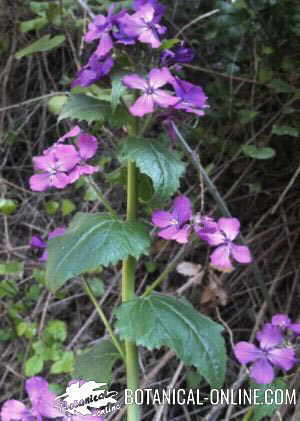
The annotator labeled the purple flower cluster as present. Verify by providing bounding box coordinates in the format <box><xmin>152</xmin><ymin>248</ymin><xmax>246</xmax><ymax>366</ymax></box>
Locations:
<box><xmin>29</xmin><ymin>126</ymin><xmax>99</xmax><ymax>192</ymax></box>
<box><xmin>31</xmin><ymin>227</ymin><xmax>66</xmax><ymax>261</ymax></box>
<box><xmin>234</xmin><ymin>314</ymin><xmax>300</xmax><ymax>384</ymax></box>
<box><xmin>152</xmin><ymin>196</ymin><xmax>252</xmax><ymax>271</ymax></box>
<box><xmin>0</xmin><ymin>376</ymin><xmax>103</xmax><ymax>421</ymax></box>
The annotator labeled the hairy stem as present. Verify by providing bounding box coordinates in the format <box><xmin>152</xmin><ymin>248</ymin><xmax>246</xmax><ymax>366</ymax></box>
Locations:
<box><xmin>122</xmin><ymin>160</ymin><xmax>141</xmax><ymax>421</ymax></box>
<box><xmin>83</xmin><ymin>279</ymin><xmax>125</xmax><ymax>360</ymax></box>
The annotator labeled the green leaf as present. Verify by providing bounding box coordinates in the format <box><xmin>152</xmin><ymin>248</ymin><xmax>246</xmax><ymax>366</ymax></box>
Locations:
<box><xmin>111</xmin><ymin>72</ymin><xmax>128</xmax><ymax>111</ymax></box>
<box><xmin>74</xmin><ymin>339</ymin><xmax>120</xmax><ymax>384</ymax></box>
<box><xmin>59</xmin><ymin>94</ymin><xmax>110</xmax><ymax>124</ymax></box>
<box><xmin>0</xmin><ymin>199</ymin><xmax>18</xmax><ymax>215</ymax></box>
<box><xmin>242</xmin><ymin>145</ymin><xmax>275</xmax><ymax>160</ymax></box>
<box><xmin>88</xmin><ymin>278</ymin><xmax>105</xmax><ymax>297</ymax></box>
<box><xmin>272</xmin><ymin>125</ymin><xmax>299</xmax><ymax>137</ymax></box>
<box><xmin>46</xmin><ymin>213</ymin><xmax>150</xmax><ymax>291</ymax></box>
<box><xmin>50</xmin><ymin>351</ymin><xmax>74</xmax><ymax>374</ymax></box>
<box><xmin>47</xmin><ymin>95</ymin><xmax>68</xmax><ymax>115</ymax></box>
<box><xmin>269</xmin><ymin>79</ymin><xmax>294</xmax><ymax>93</ymax></box>
<box><xmin>20</xmin><ymin>17</ymin><xmax>48</xmax><ymax>33</ymax></box>
<box><xmin>44</xmin><ymin>320</ymin><xmax>67</xmax><ymax>342</ymax></box>
<box><xmin>115</xmin><ymin>294</ymin><xmax>227</xmax><ymax>388</ymax></box>
<box><xmin>17</xmin><ymin>322</ymin><xmax>37</xmax><ymax>338</ymax></box>
<box><xmin>160</xmin><ymin>38</ymin><xmax>180</xmax><ymax>50</ymax></box>
<box><xmin>119</xmin><ymin>137</ymin><xmax>185</xmax><ymax>202</ymax></box>
<box><xmin>186</xmin><ymin>370</ymin><xmax>203</xmax><ymax>389</ymax></box>
<box><xmin>25</xmin><ymin>354</ymin><xmax>44</xmax><ymax>376</ymax></box>
<box><xmin>44</xmin><ymin>200</ymin><xmax>59</xmax><ymax>215</ymax></box>
<box><xmin>0</xmin><ymin>261</ymin><xmax>23</xmax><ymax>275</ymax></box>
<box><xmin>248</xmin><ymin>379</ymin><xmax>287</xmax><ymax>421</ymax></box>
<box><xmin>16</xmin><ymin>35</ymin><xmax>65</xmax><ymax>59</ymax></box>
<box><xmin>238</xmin><ymin>110</ymin><xmax>259</xmax><ymax>124</ymax></box>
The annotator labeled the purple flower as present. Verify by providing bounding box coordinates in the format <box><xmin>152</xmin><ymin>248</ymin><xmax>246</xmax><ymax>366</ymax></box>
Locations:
<box><xmin>0</xmin><ymin>377</ymin><xmax>104</xmax><ymax>421</ymax></box>
<box><xmin>272</xmin><ymin>314</ymin><xmax>300</xmax><ymax>335</ymax></box>
<box><xmin>72</xmin><ymin>53</ymin><xmax>114</xmax><ymax>88</ymax></box>
<box><xmin>152</xmin><ymin>196</ymin><xmax>193</xmax><ymax>244</ymax></box>
<box><xmin>194</xmin><ymin>214</ymin><xmax>218</xmax><ymax>235</ymax></box>
<box><xmin>118</xmin><ymin>4</ymin><xmax>166</xmax><ymax>48</ymax></box>
<box><xmin>30</xmin><ymin>145</ymin><xmax>79</xmax><ymax>192</ymax></box>
<box><xmin>84</xmin><ymin>5</ymin><xmax>124</xmax><ymax>58</ymax></box>
<box><xmin>169</xmin><ymin>77</ymin><xmax>209</xmax><ymax>116</ymax></box>
<box><xmin>30</xmin><ymin>128</ymin><xmax>100</xmax><ymax>192</ymax></box>
<box><xmin>31</xmin><ymin>227</ymin><xmax>66</xmax><ymax>262</ymax></box>
<box><xmin>133</xmin><ymin>0</ymin><xmax>166</xmax><ymax>21</ymax></box>
<box><xmin>234</xmin><ymin>324</ymin><xmax>296</xmax><ymax>384</ymax></box>
<box><xmin>122</xmin><ymin>67</ymin><xmax>179</xmax><ymax>117</ymax></box>
<box><xmin>199</xmin><ymin>217</ymin><xmax>252</xmax><ymax>271</ymax></box>
<box><xmin>0</xmin><ymin>376</ymin><xmax>61</xmax><ymax>421</ymax></box>
<box><xmin>161</xmin><ymin>42</ymin><xmax>195</xmax><ymax>67</ymax></box>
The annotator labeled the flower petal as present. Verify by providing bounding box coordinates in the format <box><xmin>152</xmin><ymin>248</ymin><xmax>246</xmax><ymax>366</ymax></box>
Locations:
<box><xmin>51</xmin><ymin>172</ymin><xmax>72</xmax><ymax>189</ymax></box>
<box><xmin>77</xmin><ymin>133</ymin><xmax>98</xmax><ymax>160</ymax></box>
<box><xmin>29</xmin><ymin>173</ymin><xmax>51</xmax><ymax>192</ymax></box>
<box><xmin>218</xmin><ymin>217</ymin><xmax>240</xmax><ymax>241</ymax></box>
<box><xmin>171</xmin><ymin>196</ymin><xmax>193</xmax><ymax>225</ymax></box>
<box><xmin>172</xmin><ymin>225</ymin><xmax>191</xmax><ymax>244</ymax></box>
<box><xmin>231</xmin><ymin>244</ymin><xmax>252</xmax><ymax>264</ymax></box>
<box><xmin>210</xmin><ymin>245</ymin><xmax>233</xmax><ymax>271</ymax></box>
<box><xmin>57</xmin><ymin>126</ymin><xmax>81</xmax><ymax>143</ymax></box>
<box><xmin>48</xmin><ymin>227</ymin><xmax>66</xmax><ymax>240</ymax></box>
<box><xmin>158</xmin><ymin>225</ymin><xmax>179</xmax><ymax>241</ymax></box>
<box><xmin>148</xmin><ymin>68</ymin><xmax>172</xmax><ymax>89</ymax></box>
<box><xmin>289</xmin><ymin>323</ymin><xmax>300</xmax><ymax>335</ymax></box>
<box><xmin>152</xmin><ymin>210</ymin><xmax>173</xmax><ymax>228</ymax></box>
<box><xmin>256</xmin><ymin>324</ymin><xmax>283</xmax><ymax>350</ymax></box>
<box><xmin>129</xmin><ymin>94</ymin><xmax>154</xmax><ymax>117</ymax></box>
<box><xmin>198</xmin><ymin>230</ymin><xmax>225</xmax><ymax>246</ymax></box>
<box><xmin>30</xmin><ymin>236</ymin><xmax>47</xmax><ymax>249</ymax></box>
<box><xmin>268</xmin><ymin>347</ymin><xmax>296</xmax><ymax>371</ymax></box>
<box><xmin>122</xmin><ymin>74</ymin><xmax>147</xmax><ymax>90</ymax></box>
<box><xmin>271</xmin><ymin>314</ymin><xmax>291</xmax><ymax>328</ymax></box>
<box><xmin>250</xmin><ymin>358</ymin><xmax>274</xmax><ymax>384</ymax></box>
<box><xmin>95</xmin><ymin>33</ymin><xmax>113</xmax><ymax>58</ymax></box>
<box><xmin>153</xmin><ymin>89</ymin><xmax>179</xmax><ymax>108</ymax></box>
<box><xmin>0</xmin><ymin>400</ymin><xmax>32</xmax><ymax>421</ymax></box>
<box><xmin>234</xmin><ymin>341</ymin><xmax>263</xmax><ymax>364</ymax></box>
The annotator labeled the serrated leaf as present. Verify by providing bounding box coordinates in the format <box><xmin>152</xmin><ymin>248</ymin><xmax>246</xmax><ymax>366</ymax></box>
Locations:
<box><xmin>46</xmin><ymin>213</ymin><xmax>150</xmax><ymax>291</ymax></box>
<box><xmin>115</xmin><ymin>294</ymin><xmax>227</xmax><ymax>388</ymax></box>
<box><xmin>248</xmin><ymin>379</ymin><xmax>287</xmax><ymax>421</ymax></box>
<box><xmin>74</xmin><ymin>339</ymin><xmax>120</xmax><ymax>384</ymax></box>
<box><xmin>119</xmin><ymin>137</ymin><xmax>185</xmax><ymax>202</ymax></box>
<box><xmin>242</xmin><ymin>145</ymin><xmax>275</xmax><ymax>160</ymax></box>
<box><xmin>44</xmin><ymin>320</ymin><xmax>67</xmax><ymax>342</ymax></box>
<box><xmin>16</xmin><ymin>35</ymin><xmax>65</xmax><ymax>59</ymax></box>
<box><xmin>59</xmin><ymin>94</ymin><xmax>110</xmax><ymax>124</ymax></box>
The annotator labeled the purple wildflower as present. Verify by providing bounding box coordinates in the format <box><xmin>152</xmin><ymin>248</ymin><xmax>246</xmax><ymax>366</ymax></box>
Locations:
<box><xmin>170</xmin><ymin>77</ymin><xmax>209</xmax><ymax>116</ymax></box>
<box><xmin>122</xmin><ymin>67</ymin><xmax>179</xmax><ymax>117</ymax></box>
<box><xmin>198</xmin><ymin>217</ymin><xmax>252</xmax><ymax>271</ymax></box>
<box><xmin>194</xmin><ymin>214</ymin><xmax>218</xmax><ymax>235</ymax></box>
<box><xmin>30</xmin><ymin>128</ymin><xmax>99</xmax><ymax>192</ymax></box>
<box><xmin>272</xmin><ymin>314</ymin><xmax>300</xmax><ymax>335</ymax></box>
<box><xmin>84</xmin><ymin>5</ymin><xmax>124</xmax><ymax>58</ymax></box>
<box><xmin>0</xmin><ymin>376</ymin><xmax>61</xmax><ymax>421</ymax></box>
<box><xmin>72</xmin><ymin>53</ymin><xmax>114</xmax><ymax>88</ymax></box>
<box><xmin>152</xmin><ymin>196</ymin><xmax>193</xmax><ymax>244</ymax></box>
<box><xmin>31</xmin><ymin>227</ymin><xmax>66</xmax><ymax>262</ymax></box>
<box><xmin>161</xmin><ymin>42</ymin><xmax>195</xmax><ymax>67</ymax></box>
<box><xmin>29</xmin><ymin>145</ymin><xmax>79</xmax><ymax>192</ymax></box>
<box><xmin>234</xmin><ymin>324</ymin><xmax>296</xmax><ymax>384</ymax></box>
<box><xmin>118</xmin><ymin>4</ymin><xmax>166</xmax><ymax>48</ymax></box>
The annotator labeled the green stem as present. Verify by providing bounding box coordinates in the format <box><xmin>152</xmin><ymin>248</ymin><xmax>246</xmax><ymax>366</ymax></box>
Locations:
<box><xmin>122</xmin><ymin>160</ymin><xmax>141</xmax><ymax>421</ymax></box>
<box><xmin>87</xmin><ymin>176</ymin><xmax>118</xmax><ymax>219</ymax></box>
<box><xmin>84</xmin><ymin>279</ymin><xmax>125</xmax><ymax>361</ymax></box>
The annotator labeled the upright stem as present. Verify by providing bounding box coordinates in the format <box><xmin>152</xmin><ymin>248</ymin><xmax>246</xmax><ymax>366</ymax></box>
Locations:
<box><xmin>122</xmin><ymin>160</ymin><xmax>141</xmax><ymax>421</ymax></box>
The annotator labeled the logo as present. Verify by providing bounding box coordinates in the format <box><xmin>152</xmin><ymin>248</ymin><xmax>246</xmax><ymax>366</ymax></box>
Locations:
<box><xmin>55</xmin><ymin>381</ymin><xmax>120</xmax><ymax>417</ymax></box>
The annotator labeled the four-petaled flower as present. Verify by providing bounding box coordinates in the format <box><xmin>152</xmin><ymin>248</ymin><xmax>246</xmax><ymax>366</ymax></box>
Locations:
<box><xmin>234</xmin><ymin>324</ymin><xmax>296</xmax><ymax>384</ymax></box>
<box><xmin>152</xmin><ymin>196</ymin><xmax>192</xmax><ymax>244</ymax></box>
<box><xmin>118</xmin><ymin>4</ymin><xmax>166</xmax><ymax>49</ymax></box>
<box><xmin>198</xmin><ymin>217</ymin><xmax>252</xmax><ymax>271</ymax></box>
<box><xmin>161</xmin><ymin>42</ymin><xmax>195</xmax><ymax>67</ymax></box>
<box><xmin>122</xmin><ymin>68</ymin><xmax>179</xmax><ymax>117</ymax></box>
